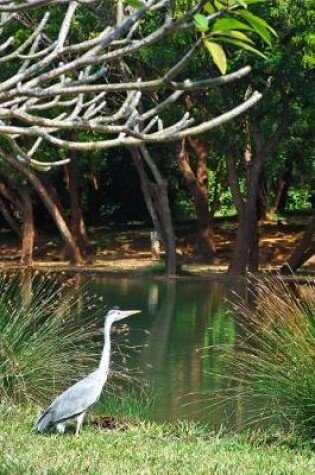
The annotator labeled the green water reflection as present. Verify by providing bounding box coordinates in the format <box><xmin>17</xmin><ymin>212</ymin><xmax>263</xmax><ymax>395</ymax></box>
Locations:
<box><xmin>85</xmin><ymin>276</ymin><xmax>245</xmax><ymax>426</ymax></box>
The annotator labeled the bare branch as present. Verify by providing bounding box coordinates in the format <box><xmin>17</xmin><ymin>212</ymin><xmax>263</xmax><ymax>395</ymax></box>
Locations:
<box><xmin>0</xmin><ymin>0</ymin><xmax>262</xmax><ymax>166</ymax></box>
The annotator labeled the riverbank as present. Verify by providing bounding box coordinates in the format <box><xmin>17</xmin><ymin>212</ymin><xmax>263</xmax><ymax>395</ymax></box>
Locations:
<box><xmin>0</xmin><ymin>217</ymin><xmax>313</xmax><ymax>278</ymax></box>
<box><xmin>1</xmin><ymin>408</ymin><xmax>315</xmax><ymax>475</ymax></box>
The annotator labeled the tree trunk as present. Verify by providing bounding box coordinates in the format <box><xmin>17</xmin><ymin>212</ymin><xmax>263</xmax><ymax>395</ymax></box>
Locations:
<box><xmin>0</xmin><ymin>149</ymin><xmax>83</xmax><ymax>264</ymax></box>
<box><xmin>227</xmin><ymin>135</ymin><xmax>262</xmax><ymax>275</ymax></box>
<box><xmin>177</xmin><ymin>138</ymin><xmax>216</xmax><ymax>260</ymax></box>
<box><xmin>281</xmin><ymin>215</ymin><xmax>315</xmax><ymax>273</ymax></box>
<box><xmin>130</xmin><ymin>146</ymin><xmax>177</xmax><ymax>276</ymax></box>
<box><xmin>228</xmin><ymin>209</ymin><xmax>258</xmax><ymax>275</ymax></box>
<box><xmin>229</xmin><ymin>164</ymin><xmax>262</xmax><ymax>276</ymax></box>
<box><xmin>67</xmin><ymin>146</ymin><xmax>90</xmax><ymax>254</ymax></box>
<box><xmin>0</xmin><ymin>196</ymin><xmax>20</xmax><ymax>236</ymax></box>
<box><xmin>274</xmin><ymin>159</ymin><xmax>293</xmax><ymax>214</ymax></box>
<box><xmin>227</xmin><ymin>94</ymin><xmax>289</xmax><ymax>275</ymax></box>
<box><xmin>151</xmin><ymin>179</ymin><xmax>177</xmax><ymax>275</ymax></box>
<box><xmin>20</xmin><ymin>189</ymin><xmax>35</xmax><ymax>265</ymax></box>
<box><xmin>0</xmin><ymin>173</ymin><xmax>36</xmax><ymax>263</ymax></box>
<box><xmin>248</xmin><ymin>217</ymin><xmax>259</xmax><ymax>272</ymax></box>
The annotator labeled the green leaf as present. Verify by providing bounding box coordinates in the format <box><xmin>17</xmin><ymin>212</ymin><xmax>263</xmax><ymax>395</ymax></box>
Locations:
<box><xmin>212</xmin><ymin>30</ymin><xmax>254</xmax><ymax>44</ymax></box>
<box><xmin>194</xmin><ymin>13</ymin><xmax>209</xmax><ymax>33</ymax></box>
<box><xmin>238</xmin><ymin>9</ymin><xmax>276</xmax><ymax>32</ymax></box>
<box><xmin>234</xmin><ymin>0</ymin><xmax>248</xmax><ymax>8</ymax></box>
<box><xmin>212</xmin><ymin>18</ymin><xmax>253</xmax><ymax>33</ymax></box>
<box><xmin>124</xmin><ymin>0</ymin><xmax>145</xmax><ymax>9</ymax></box>
<box><xmin>214</xmin><ymin>0</ymin><xmax>226</xmax><ymax>10</ymax></box>
<box><xmin>203</xmin><ymin>2</ymin><xmax>215</xmax><ymax>14</ymax></box>
<box><xmin>237</xmin><ymin>10</ymin><xmax>277</xmax><ymax>44</ymax></box>
<box><xmin>243</xmin><ymin>0</ymin><xmax>268</xmax><ymax>3</ymax></box>
<box><xmin>216</xmin><ymin>37</ymin><xmax>267</xmax><ymax>58</ymax></box>
<box><xmin>230</xmin><ymin>0</ymin><xmax>270</xmax><ymax>5</ymax></box>
<box><xmin>204</xmin><ymin>39</ymin><xmax>227</xmax><ymax>74</ymax></box>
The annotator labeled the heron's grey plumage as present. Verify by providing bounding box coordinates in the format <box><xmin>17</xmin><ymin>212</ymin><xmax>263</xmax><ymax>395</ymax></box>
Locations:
<box><xmin>34</xmin><ymin>309</ymin><xmax>140</xmax><ymax>435</ymax></box>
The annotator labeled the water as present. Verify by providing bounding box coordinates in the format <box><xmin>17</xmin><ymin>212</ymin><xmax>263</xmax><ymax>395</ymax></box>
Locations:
<box><xmin>85</xmin><ymin>275</ymin><xmax>246</xmax><ymax>426</ymax></box>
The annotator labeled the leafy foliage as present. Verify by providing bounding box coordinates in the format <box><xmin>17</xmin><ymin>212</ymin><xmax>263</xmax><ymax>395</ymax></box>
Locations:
<box><xmin>194</xmin><ymin>0</ymin><xmax>276</xmax><ymax>73</ymax></box>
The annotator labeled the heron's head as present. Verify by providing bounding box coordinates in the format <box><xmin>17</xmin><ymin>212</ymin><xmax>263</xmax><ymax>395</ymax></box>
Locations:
<box><xmin>105</xmin><ymin>309</ymin><xmax>141</xmax><ymax>324</ymax></box>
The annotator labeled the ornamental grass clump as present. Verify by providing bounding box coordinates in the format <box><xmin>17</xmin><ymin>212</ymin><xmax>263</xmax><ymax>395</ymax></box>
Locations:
<box><xmin>0</xmin><ymin>272</ymin><xmax>103</xmax><ymax>406</ymax></box>
<box><xmin>217</xmin><ymin>276</ymin><xmax>315</xmax><ymax>437</ymax></box>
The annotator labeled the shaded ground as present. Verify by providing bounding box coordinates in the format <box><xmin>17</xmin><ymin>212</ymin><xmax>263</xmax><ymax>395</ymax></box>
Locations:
<box><xmin>0</xmin><ymin>216</ymin><xmax>313</xmax><ymax>276</ymax></box>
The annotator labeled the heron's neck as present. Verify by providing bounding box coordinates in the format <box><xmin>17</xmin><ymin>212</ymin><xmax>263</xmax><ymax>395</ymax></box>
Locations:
<box><xmin>99</xmin><ymin>318</ymin><xmax>113</xmax><ymax>375</ymax></box>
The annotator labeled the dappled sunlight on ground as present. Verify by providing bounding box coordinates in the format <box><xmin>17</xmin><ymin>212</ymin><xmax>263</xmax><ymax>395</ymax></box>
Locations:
<box><xmin>0</xmin><ymin>218</ymin><xmax>313</xmax><ymax>276</ymax></box>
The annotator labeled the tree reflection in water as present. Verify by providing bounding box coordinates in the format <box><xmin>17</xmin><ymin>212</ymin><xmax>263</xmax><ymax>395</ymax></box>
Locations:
<box><xmin>85</xmin><ymin>276</ymin><xmax>245</xmax><ymax>427</ymax></box>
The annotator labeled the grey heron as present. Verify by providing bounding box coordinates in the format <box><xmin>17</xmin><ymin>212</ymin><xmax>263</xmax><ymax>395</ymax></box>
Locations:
<box><xmin>34</xmin><ymin>308</ymin><xmax>141</xmax><ymax>435</ymax></box>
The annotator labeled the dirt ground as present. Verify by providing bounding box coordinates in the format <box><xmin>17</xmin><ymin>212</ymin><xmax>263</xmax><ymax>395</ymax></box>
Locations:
<box><xmin>0</xmin><ymin>218</ymin><xmax>313</xmax><ymax>276</ymax></box>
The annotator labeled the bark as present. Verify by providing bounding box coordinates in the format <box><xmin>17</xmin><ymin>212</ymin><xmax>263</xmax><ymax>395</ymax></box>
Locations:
<box><xmin>281</xmin><ymin>215</ymin><xmax>315</xmax><ymax>273</ymax></box>
<box><xmin>228</xmin><ymin>93</ymin><xmax>290</xmax><ymax>275</ymax></box>
<box><xmin>180</xmin><ymin>94</ymin><xmax>216</xmax><ymax>259</ymax></box>
<box><xmin>177</xmin><ymin>138</ymin><xmax>216</xmax><ymax>260</ymax></box>
<box><xmin>151</xmin><ymin>179</ymin><xmax>177</xmax><ymax>275</ymax></box>
<box><xmin>20</xmin><ymin>189</ymin><xmax>35</xmax><ymax>265</ymax></box>
<box><xmin>61</xmin><ymin>134</ymin><xmax>91</xmax><ymax>254</ymax></box>
<box><xmin>45</xmin><ymin>182</ymin><xmax>68</xmax><ymax>220</ymax></box>
<box><xmin>228</xmin><ymin>205</ymin><xmax>259</xmax><ymax>275</ymax></box>
<box><xmin>248</xmin><ymin>218</ymin><xmax>259</xmax><ymax>272</ymax></box>
<box><xmin>130</xmin><ymin>146</ymin><xmax>177</xmax><ymax>276</ymax></box>
<box><xmin>227</xmin><ymin>138</ymin><xmax>263</xmax><ymax>275</ymax></box>
<box><xmin>0</xmin><ymin>195</ymin><xmax>21</xmax><ymax>236</ymax></box>
<box><xmin>0</xmin><ymin>172</ymin><xmax>35</xmax><ymax>262</ymax></box>
<box><xmin>274</xmin><ymin>159</ymin><xmax>293</xmax><ymax>214</ymax></box>
<box><xmin>0</xmin><ymin>149</ymin><xmax>83</xmax><ymax>264</ymax></box>
<box><xmin>66</xmin><ymin>152</ymin><xmax>91</xmax><ymax>254</ymax></box>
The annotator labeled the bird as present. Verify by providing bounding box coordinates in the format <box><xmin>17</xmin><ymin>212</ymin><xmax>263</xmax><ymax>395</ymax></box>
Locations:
<box><xmin>34</xmin><ymin>308</ymin><xmax>141</xmax><ymax>435</ymax></box>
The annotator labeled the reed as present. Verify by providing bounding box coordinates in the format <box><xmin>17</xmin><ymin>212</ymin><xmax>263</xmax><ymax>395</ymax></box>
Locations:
<box><xmin>0</xmin><ymin>272</ymin><xmax>102</xmax><ymax>405</ymax></box>
<box><xmin>216</xmin><ymin>276</ymin><xmax>315</xmax><ymax>436</ymax></box>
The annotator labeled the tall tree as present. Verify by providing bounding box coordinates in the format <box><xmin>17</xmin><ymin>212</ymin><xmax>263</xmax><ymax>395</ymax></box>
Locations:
<box><xmin>0</xmin><ymin>149</ymin><xmax>83</xmax><ymax>264</ymax></box>
<box><xmin>177</xmin><ymin>137</ymin><xmax>216</xmax><ymax>260</ymax></box>
<box><xmin>0</xmin><ymin>169</ymin><xmax>35</xmax><ymax>264</ymax></box>
<box><xmin>224</xmin><ymin>0</ymin><xmax>313</xmax><ymax>274</ymax></box>
<box><xmin>0</xmin><ymin>0</ymin><xmax>274</xmax><ymax>272</ymax></box>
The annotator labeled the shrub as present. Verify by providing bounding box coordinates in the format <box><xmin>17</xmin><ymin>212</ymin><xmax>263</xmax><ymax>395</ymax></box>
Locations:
<box><xmin>215</xmin><ymin>276</ymin><xmax>315</xmax><ymax>437</ymax></box>
<box><xmin>0</xmin><ymin>272</ymin><xmax>103</xmax><ymax>405</ymax></box>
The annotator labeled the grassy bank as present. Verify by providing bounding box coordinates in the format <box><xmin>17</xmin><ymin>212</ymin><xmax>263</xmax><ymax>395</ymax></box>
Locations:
<box><xmin>0</xmin><ymin>408</ymin><xmax>315</xmax><ymax>475</ymax></box>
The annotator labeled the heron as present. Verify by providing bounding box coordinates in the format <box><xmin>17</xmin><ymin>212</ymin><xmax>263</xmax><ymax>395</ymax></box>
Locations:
<box><xmin>34</xmin><ymin>308</ymin><xmax>141</xmax><ymax>435</ymax></box>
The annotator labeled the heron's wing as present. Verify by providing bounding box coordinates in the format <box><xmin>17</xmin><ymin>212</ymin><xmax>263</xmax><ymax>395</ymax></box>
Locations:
<box><xmin>35</xmin><ymin>370</ymin><xmax>106</xmax><ymax>430</ymax></box>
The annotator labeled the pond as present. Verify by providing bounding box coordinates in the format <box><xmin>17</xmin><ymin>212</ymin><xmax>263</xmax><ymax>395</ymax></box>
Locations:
<box><xmin>84</xmin><ymin>275</ymin><xmax>247</xmax><ymax>428</ymax></box>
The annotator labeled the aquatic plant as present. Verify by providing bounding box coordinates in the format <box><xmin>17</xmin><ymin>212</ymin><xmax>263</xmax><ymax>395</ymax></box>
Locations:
<box><xmin>215</xmin><ymin>276</ymin><xmax>315</xmax><ymax>436</ymax></box>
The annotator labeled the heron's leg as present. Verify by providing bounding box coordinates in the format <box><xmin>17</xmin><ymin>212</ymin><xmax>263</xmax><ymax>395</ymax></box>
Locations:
<box><xmin>56</xmin><ymin>423</ymin><xmax>66</xmax><ymax>434</ymax></box>
<box><xmin>75</xmin><ymin>412</ymin><xmax>86</xmax><ymax>436</ymax></box>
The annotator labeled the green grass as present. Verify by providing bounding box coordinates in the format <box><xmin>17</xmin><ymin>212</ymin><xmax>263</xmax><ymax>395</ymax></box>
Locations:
<box><xmin>97</xmin><ymin>386</ymin><xmax>158</xmax><ymax>420</ymax></box>
<box><xmin>0</xmin><ymin>407</ymin><xmax>315</xmax><ymax>475</ymax></box>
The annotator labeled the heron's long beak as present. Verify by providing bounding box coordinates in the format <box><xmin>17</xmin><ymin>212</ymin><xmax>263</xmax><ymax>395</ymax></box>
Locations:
<box><xmin>124</xmin><ymin>310</ymin><xmax>141</xmax><ymax>317</ymax></box>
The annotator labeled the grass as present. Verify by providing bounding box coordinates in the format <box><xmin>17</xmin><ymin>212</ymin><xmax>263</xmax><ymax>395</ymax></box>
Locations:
<box><xmin>1</xmin><ymin>272</ymin><xmax>315</xmax><ymax>473</ymax></box>
<box><xmin>0</xmin><ymin>272</ymin><xmax>105</xmax><ymax>405</ymax></box>
<box><xmin>96</xmin><ymin>386</ymin><xmax>159</xmax><ymax>420</ymax></box>
<box><xmin>213</xmin><ymin>276</ymin><xmax>315</xmax><ymax>436</ymax></box>
<box><xmin>0</xmin><ymin>406</ymin><xmax>315</xmax><ymax>475</ymax></box>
